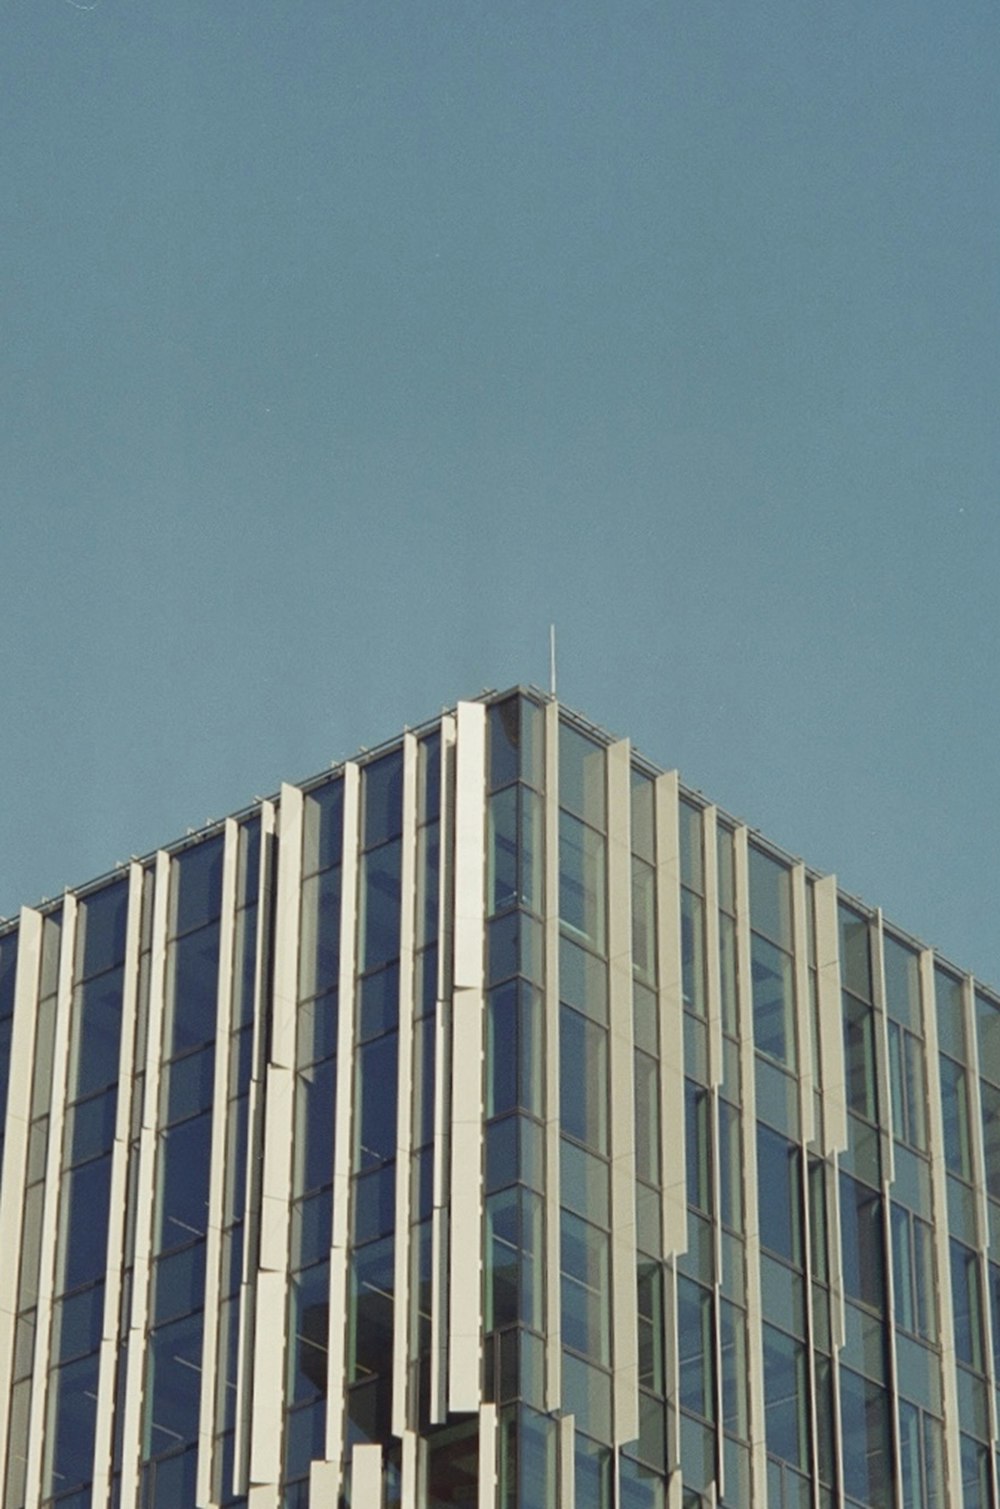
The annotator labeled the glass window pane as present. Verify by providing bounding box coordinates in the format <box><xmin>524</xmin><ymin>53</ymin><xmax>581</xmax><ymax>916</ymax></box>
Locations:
<box><xmin>559</xmin><ymin>725</ymin><xmax>606</xmax><ymax>829</ymax></box>
<box><xmin>935</xmin><ymin>967</ymin><xmax>966</xmax><ymax>1062</ymax></box>
<box><xmin>748</xmin><ymin>846</ymin><xmax>792</xmax><ymax>950</ymax></box>
<box><xmin>677</xmin><ymin>1277</ymin><xmax>714</xmax><ymax>1420</ymax></box>
<box><xmin>156</xmin><ymin>1112</ymin><xmax>211</xmax><ymax>1252</ymax></box>
<box><xmin>839</xmin><ymin>1366</ymin><xmax>892</xmax><ymax>1506</ymax></box>
<box><xmin>44</xmin><ymin>1353</ymin><xmax>100</xmax><ymax>1495</ymax></box>
<box><xmin>630</xmin><ymin>770</ymin><xmax>655</xmax><ymax>863</ymax></box>
<box><xmin>560</xmin><ymin>1007</ymin><xmax>608</xmax><ymax>1154</ymax></box>
<box><xmin>165</xmin><ymin>922</ymin><xmax>221</xmax><ymax>1057</ymax></box>
<box><xmin>76</xmin><ymin>880</ymin><xmax>128</xmax><ymax>980</ymax></box>
<box><xmin>418</xmin><ymin>731</ymin><xmax>441</xmax><ymax>821</ymax></box>
<box><xmin>681</xmin><ymin>889</ymin><xmax>706</xmax><ymax>1018</ymax></box>
<box><xmin>950</xmin><ymin>1239</ymin><xmax>984</xmax><ymax>1370</ymax></box>
<box><xmin>762</xmin><ymin>1324</ymin><xmax>807</xmax><ymax>1470</ymax></box>
<box><xmin>362</xmin><ymin>751</ymin><xmax>403</xmax><ymax>849</ymax></box>
<box><xmin>634</xmin><ymin>1051</ymin><xmax>660</xmax><ymax>1186</ymax></box>
<box><xmin>488</xmin><ymin>788</ymin><xmax>518</xmax><ymax>916</ymax></box>
<box><xmin>358</xmin><ymin>839</ymin><xmax>402</xmax><ymax>973</ymax></box>
<box><xmin>353</xmin><ymin>1034</ymin><xmax>398</xmax><ymax>1170</ymax></box>
<box><xmin>298</xmin><ymin>868</ymin><xmax>342</xmax><ymax>1002</ymax></box>
<box><xmin>884</xmin><ymin>935</ymin><xmax>921</xmax><ymax>1029</ymax></box>
<box><xmin>840</xmin><ymin>1173</ymin><xmax>885</xmax><ymax>1314</ymax></box>
<box><xmin>756</xmin><ymin>1125</ymin><xmax>801</xmax><ymax>1266</ymax></box>
<box><xmin>838</xmin><ymin>904</ymin><xmax>871</xmax><ymax>1001</ymax></box>
<box><xmin>843</xmin><ymin>994</ymin><xmax>877</xmax><ymax>1122</ymax></box>
<box><xmin>348</xmin><ymin>1236</ymin><xmax>394</xmax><ymax>1382</ymax></box>
<box><xmin>560</xmin><ymin>812</ymin><xmax>606</xmax><ymax>955</ymax></box>
<box><xmin>975</xmin><ymin>991</ymin><xmax>1000</xmax><ymax>1085</ymax></box>
<box><xmin>57</xmin><ymin>1153</ymin><xmax>112</xmax><ymax>1292</ymax></box>
<box><xmin>560</xmin><ymin>936</ymin><xmax>608</xmax><ymax>1024</ymax></box>
<box><xmin>68</xmin><ymin>967</ymin><xmax>124</xmax><ymax>1101</ymax></box>
<box><xmin>751</xmin><ymin>934</ymin><xmax>794</xmax><ymax>1067</ymax></box>
<box><xmin>632</xmin><ymin>859</ymin><xmax>657</xmax><ymax>985</ymax></box>
<box><xmin>144</xmin><ymin>1311</ymin><xmax>204</xmax><ymax>1455</ymax></box>
<box><xmin>171</xmin><ymin>836</ymin><xmax>224</xmax><ymax>936</ymax></box>
<box><xmin>939</xmin><ymin>1056</ymin><xmax>972</xmax><ymax>1180</ymax></box>
<box><xmin>301</xmin><ymin>779</ymin><xmax>343</xmax><ymax>876</ymax></box>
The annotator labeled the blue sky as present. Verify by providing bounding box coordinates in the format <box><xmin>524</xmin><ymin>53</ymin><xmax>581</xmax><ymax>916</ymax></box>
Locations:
<box><xmin>2</xmin><ymin>1</ymin><xmax>998</xmax><ymax>985</ymax></box>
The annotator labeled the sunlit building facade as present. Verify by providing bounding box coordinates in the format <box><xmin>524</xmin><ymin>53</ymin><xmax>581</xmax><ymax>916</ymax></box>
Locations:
<box><xmin>0</xmin><ymin>687</ymin><xmax>997</xmax><ymax>1509</ymax></box>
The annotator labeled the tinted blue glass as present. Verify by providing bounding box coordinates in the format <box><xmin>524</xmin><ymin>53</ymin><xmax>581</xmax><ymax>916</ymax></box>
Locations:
<box><xmin>145</xmin><ymin>1312</ymin><xmax>203</xmax><ymax>1454</ymax></box>
<box><xmin>751</xmin><ymin>935</ymin><xmax>793</xmax><ymax>1066</ymax></box>
<box><xmin>152</xmin><ymin>1241</ymin><xmax>206</xmax><ymax>1326</ymax></box>
<box><xmin>349</xmin><ymin>1236</ymin><xmax>394</xmax><ymax>1380</ymax></box>
<box><xmin>559</xmin><ymin>724</ymin><xmax>606</xmax><ymax>829</ymax></box>
<box><xmin>232</xmin><ymin>905</ymin><xmax>258</xmax><ymax>1029</ymax></box>
<box><xmin>166</xmin><ymin>1043</ymin><xmax>215</xmax><ymax>1125</ymax></box>
<box><xmin>142</xmin><ymin>1443</ymin><xmax>198</xmax><ymax>1507</ymax></box>
<box><xmin>172</xmin><ymin>836</ymin><xmax>224</xmax><ymax>935</ymax></box>
<box><xmin>68</xmin><ymin>1087</ymin><xmax>117</xmax><ymax>1164</ymax></box>
<box><xmin>352</xmin><ymin>1166</ymin><xmax>396</xmax><ymax>1244</ymax></box>
<box><xmin>840</xmin><ymin>1174</ymin><xmax>885</xmax><ymax>1313</ymax></box>
<box><xmin>363</xmin><ymin>752</ymin><xmax>403</xmax><ymax>849</ymax></box>
<box><xmin>489</xmin><ymin>788</ymin><xmax>518</xmax><ymax>915</ymax></box>
<box><xmin>677</xmin><ymin>1276</ymin><xmax>714</xmax><ymax>1418</ymax></box>
<box><xmin>756</xmin><ymin>1125</ymin><xmax>801</xmax><ymax>1266</ymax></box>
<box><xmin>762</xmin><ymin>1325</ymin><xmax>806</xmax><ymax>1468</ymax></box>
<box><xmin>560</xmin><ymin>1007</ymin><xmax>608</xmax><ymax>1153</ymax></box>
<box><xmin>295</xmin><ymin>1059</ymin><xmax>335</xmax><ymax>1194</ymax></box>
<box><xmin>167</xmin><ymin>922</ymin><xmax>221</xmax><ymax>1055</ymax></box>
<box><xmin>53</xmin><ymin>1283</ymin><xmax>105</xmax><ymax>1362</ymax></box>
<box><xmin>360</xmin><ymin>840</ymin><xmax>401</xmax><ymax>972</ymax></box>
<box><xmin>291</xmin><ymin>1190</ymin><xmax>332</xmax><ymax>1272</ymax></box>
<box><xmin>838</xmin><ymin>904</ymin><xmax>872</xmax><ymax>1001</ymax></box>
<box><xmin>939</xmin><ymin>1056</ymin><xmax>971</xmax><ymax>1179</ymax></box>
<box><xmin>0</xmin><ymin>931</ymin><xmax>17</xmax><ymax>1018</ymax></box>
<box><xmin>238</xmin><ymin>817</ymin><xmax>261</xmax><ymax>907</ymax></box>
<box><xmin>298</xmin><ymin>868</ymin><xmax>341</xmax><ymax>1002</ymax></box>
<box><xmin>302</xmin><ymin>780</ymin><xmax>343</xmax><ymax>876</ymax></box>
<box><xmin>46</xmin><ymin>1352</ymin><xmax>100</xmax><ymax>1494</ymax></box>
<box><xmin>950</xmin><ymin>1240</ymin><xmax>984</xmax><ymax>1369</ymax></box>
<box><xmin>419</xmin><ymin>732</ymin><xmax>441</xmax><ymax>820</ymax></box>
<box><xmin>840</xmin><ymin>1366</ymin><xmax>891</xmax><ymax>1505</ymax></box>
<box><xmin>78</xmin><ymin>881</ymin><xmax>128</xmax><ymax>980</ymax></box>
<box><xmin>59</xmin><ymin>1154</ymin><xmax>111</xmax><ymax>1291</ymax></box>
<box><xmin>489</xmin><ymin>699</ymin><xmax>521</xmax><ymax>789</ymax></box>
<box><xmin>358</xmin><ymin>963</ymin><xmax>399</xmax><ymax>1041</ymax></box>
<box><xmin>685</xmin><ymin>1082</ymin><xmax>710</xmax><ymax>1214</ymax></box>
<box><xmin>284</xmin><ymin>1397</ymin><xmax>326</xmax><ymax>1480</ymax></box>
<box><xmin>157</xmin><ymin>1112</ymin><xmax>211</xmax><ymax>1251</ymax></box>
<box><xmin>289</xmin><ymin>1260</ymin><xmax>330</xmax><ymax>1400</ymax></box>
<box><xmin>747</xmin><ymin>847</ymin><xmax>791</xmax><ymax>950</ymax></box>
<box><xmin>296</xmin><ymin>988</ymin><xmax>338</xmax><ymax>1069</ymax></box>
<box><xmin>70</xmin><ymin>967</ymin><xmax>124</xmax><ymax>1100</ymax></box>
<box><xmin>354</xmin><ymin>1034</ymin><xmax>397</xmax><ymax>1170</ymax></box>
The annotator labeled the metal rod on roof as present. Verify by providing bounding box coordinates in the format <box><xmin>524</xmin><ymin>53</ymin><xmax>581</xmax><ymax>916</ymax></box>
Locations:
<box><xmin>549</xmin><ymin>623</ymin><xmax>557</xmax><ymax>699</ymax></box>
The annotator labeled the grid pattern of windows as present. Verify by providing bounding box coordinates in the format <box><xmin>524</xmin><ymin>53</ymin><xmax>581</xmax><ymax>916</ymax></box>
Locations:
<box><xmin>0</xmin><ymin>688</ymin><xmax>996</xmax><ymax>1509</ymax></box>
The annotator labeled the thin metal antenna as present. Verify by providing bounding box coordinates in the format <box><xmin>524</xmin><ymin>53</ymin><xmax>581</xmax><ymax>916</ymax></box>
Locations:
<box><xmin>549</xmin><ymin>624</ymin><xmax>557</xmax><ymax>699</ymax></box>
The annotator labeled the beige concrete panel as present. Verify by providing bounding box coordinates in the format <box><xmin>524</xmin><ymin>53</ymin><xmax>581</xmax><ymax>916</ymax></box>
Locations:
<box><xmin>813</xmin><ymin>875</ymin><xmax>847</xmax><ymax>1154</ymax></box>
<box><xmin>0</xmin><ymin>907</ymin><xmax>42</xmax><ymax>1488</ymax></box>
<box><xmin>259</xmin><ymin>1065</ymin><xmax>295</xmax><ymax>1272</ymax></box>
<box><xmin>448</xmin><ymin>703</ymin><xmax>486</xmax><ymax>1414</ymax></box>
<box><xmin>248</xmin><ymin>1268</ymin><xmax>287</xmax><ymax>1490</ymax></box>
<box><xmin>400</xmin><ymin>1428</ymin><xmax>418</xmax><ymax>1509</ymax></box>
<box><xmin>271</xmin><ymin>785</ymin><xmax>304</xmax><ymax>1072</ymax></box>
<box><xmin>655</xmin><ymin>772</ymin><xmax>686</xmax><ymax>1257</ymax></box>
<box><xmin>430</xmin><ymin>717</ymin><xmax>455</xmax><ymax>1424</ymax></box>
<box><xmin>94</xmin><ymin>865</ymin><xmax>146</xmax><ymax>1508</ymax></box>
<box><xmin>325</xmin><ymin>761</ymin><xmax>360</xmax><ymax>1481</ymax></box>
<box><xmin>871</xmin><ymin>913</ymin><xmax>894</xmax><ymax>1188</ymax></box>
<box><xmin>23</xmin><ymin>895</ymin><xmax>78</xmax><ymax>1509</ymax></box>
<box><xmin>233</xmin><ymin>801</ymin><xmax>275</xmax><ymax>1496</ymax></box>
<box><xmin>248</xmin><ymin>1485</ymin><xmax>280</xmax><ymax>1509</ymax></box>
<box><xmin>544</xmin><ymin>699</ymin><xmax>562</xmax><ymax>1411</ymax></box>
<box><xmin>478</xmin><ymin>1402</ymin><xmax>498</xmax><ymax>1509</ymax></box>
<box><xmin>732</xmin><ymin>829</ymin><xmax>767</xmax><ymax>1507</ymax></box>
<box><xmin>392</xmin><ymin>734</ymin><xmax>419</xmax><ymax>1439</ymax></box>
<box><xmin>452</xmin><ymin>701</ymin><xmax>486</xmax><ymax>990</ymax></box>
<box><xmin>607</xmin><ymin>739</ymin><xmax>638</xmax><ymax>1445</ymax></box>
<box><xmin>791</xmin><ymin>865</ymin><xmax>814</xmax><ymax>1148</ymax></box>
<box><xmin>196</xmin><ymin>822</ymin><xmax>240</xmax><ymax>1508</ymax></box>
<box><xmin>559</xmin><ymin>1413</ymin><xmax>575</xmax><ymax>1509</ymax></box>
<box><xmin>352</xmin><ymin>1442</ymin><xmax>384</xmax><ymax>1507</ymax></box>
<box><xmin>448</xmin><ymin>988</ymin><xmax>484</xmax><ymax>1413</ymax></box>
<box><xmin>702</xmin><ymin>807</ymin><xmax>724</xmax><ymax>1090</ymax></box>
<box><xmin>309</xmin><ymin>1459</ymin><xmax>340</xmax><ymax>1501</ymax></box>
<box><xmin>119</xmin><ymin>852</ymin><xmax>171</xmax><ymax>1509</ymax></box>
<box><xmin>961</xmin><ymin>973</ymin><xmax>999</xmax><ymax>1473</ymax></box>
<box><xmin>919</xmin><ymin>950</ymin><xmax>962</xmax><ymax>1506</ymax></box>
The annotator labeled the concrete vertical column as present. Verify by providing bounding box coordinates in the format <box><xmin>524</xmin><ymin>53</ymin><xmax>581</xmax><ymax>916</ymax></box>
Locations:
<box><xmin>733</xmin><ymin>829</ymin><xmax>766</xmax><ymax>1508</ymax></box>
<box><xmin>23</xmin><ymin>894</ymin><xmax>77</xmax><ymax>1509</ymax></box>
<box><xmin>234</xmin><ymin>801</ymin><xmax>276</xmax><ymax>1497</ymax></box>
<box><xmin>430</xmin><ymin>715</ymin><xmax>456</xmax><ymax>1425</ymax></box>
<box><xmin>117</xmin><ymin>853</ymin><xmax>169</xmax><ymax>1507</ymax></box>
<box><xmin>322</xmin><ymin>762</ymin><xmax>361</xmax><ymax>1495</ymax></box>
<box><xmin>920</xmin><ymin>950</ymin><xmax>963</xmax><ymax>1506</ymax></box>
<box><xmin>248</xmin><ymin>785</ymin><xmax>303</xmax><ymax>1509</ymax></box>
<box><xmin>0</xmin><ymin>908</ymin><xmax>42</xmax><ymax>1488</ymax></box>
<box><xmin>448</xmin><ymin>700</ymin><xmax>486</xmax><ymax>1413</ymax></box>
<box><xmin>544</xmin><ymin>699</ymin><xmax>563</xmax><ymax>1414</ymax></box>
<box><xmin>392</xmin><ymin>734</ymin><xmax>419</xmax><ymax>1441</ymax></box>
<box><xmin>196</xmin><ymin>821</ymin><xmax>240</xmax><ymax>1508</ymax></box>
<box><xmin>607</xmin><ymin>739</ymin><xmax>638</xmax><ymax>1447</ymax></box>
<box><xmin>93</xmin><ymin>865</ymin><xmax>145</xmax><ymax>1508</ymax></box>
<box><xmin>962</xmin><ymin>972</ymin><xmax>1000</xmax><ymax>1507</ymax></box>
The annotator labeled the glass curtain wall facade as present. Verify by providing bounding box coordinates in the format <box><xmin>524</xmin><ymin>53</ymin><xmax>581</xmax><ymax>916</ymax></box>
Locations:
<box><xmin>0</xmin><ymin>687</ymin><xmax>997</xmax><ymax>1509</ymax></box>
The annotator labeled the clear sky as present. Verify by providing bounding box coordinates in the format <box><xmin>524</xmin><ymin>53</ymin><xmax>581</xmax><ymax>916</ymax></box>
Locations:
<box><xmin>2</xmin><ymin>1</ymin><xmax>998</xmax><ymax>986</ymax></box>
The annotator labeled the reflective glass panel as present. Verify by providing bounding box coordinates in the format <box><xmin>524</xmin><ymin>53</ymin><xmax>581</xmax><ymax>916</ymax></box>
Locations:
<box><xmin>748</xmin><ymin>846</ymin><xmax>792</xmax><ymax>950</ymax></box>
<box><xmin>560</xmin><ymin>724</ymin><xmax>606</xmax><ymax>828</ymax></box>
<box><xmin>171</xmin><ymin>836</ymin><xmax>224</xmax><ymax>936</ymax></box>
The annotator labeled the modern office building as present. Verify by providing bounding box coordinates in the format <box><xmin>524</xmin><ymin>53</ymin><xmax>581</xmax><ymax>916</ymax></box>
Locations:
<box><xmin>0</xmin><ymin>687</ymin><xmax>997</xmax><ymax>1509</ymax></box>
